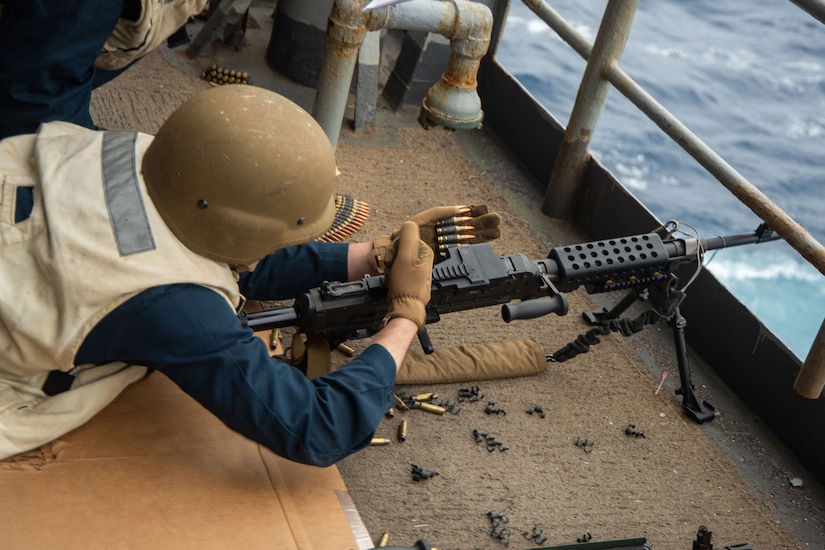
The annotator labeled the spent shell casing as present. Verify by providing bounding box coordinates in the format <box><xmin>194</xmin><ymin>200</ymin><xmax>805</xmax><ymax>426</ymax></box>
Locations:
<box><xmin>393</xmin><ymin>394</ymin><xmax>409</xmax><ymax>410</ymax></box>
<box><xmin>397</xmin><ymin>419</ymin><xmax>408</xmax><ymax>442</ymax></box>
<box><xmin>370</xmin><ymin>437</ymin><xmax>391</xmax><ymax>446</ymax></box>
<box><xmin>417</xmin><ymin>402</ymin><xmax>446</xmax><ymax>415</ymax></box>
<box><xmin>269</xmin><ymin>328</ymin><xmax>282</xmax><ymax>350</ymax></box>
<box><xmin>413</xmin><ymin>392</ymin><xmax>436</xmax><ymax>402</ymax></box>
<box><xmin>377</xmin><ymin>532</ymin><xmax>390</xmax><ymax>547</ymax></box>
<box><xmin>336</xmin><ymin>343</ymin><xmax>356</xmax><ymax>357</ymax></box>
<box><xmin>385</xmin><ymin>407</ymin><xmax>395</xmax><ymax>419</ymax></box>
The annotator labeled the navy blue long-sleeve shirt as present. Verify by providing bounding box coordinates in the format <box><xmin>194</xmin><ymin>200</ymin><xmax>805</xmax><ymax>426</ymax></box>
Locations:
<box><xmin>75</xmin><ymin>242</ymin><xmax>397</xmax><ymax>467</ymax></box>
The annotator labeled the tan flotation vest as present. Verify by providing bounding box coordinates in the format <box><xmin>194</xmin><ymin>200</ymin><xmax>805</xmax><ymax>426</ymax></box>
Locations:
<box><xmin>0</xmin><ymin>122</ymin><xmax>240</xmax><ymax>459</ymax></box>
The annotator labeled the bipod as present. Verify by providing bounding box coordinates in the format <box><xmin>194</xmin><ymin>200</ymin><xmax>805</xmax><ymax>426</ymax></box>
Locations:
<box><xmin>583</xmin><ymin>279</ymin><xmax>716</xmax><ymax>424</ymax></box>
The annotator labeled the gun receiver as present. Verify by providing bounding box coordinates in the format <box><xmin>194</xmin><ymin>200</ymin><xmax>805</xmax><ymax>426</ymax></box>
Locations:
<box><xmin>245</xmin><ymin>242</ymin><xmax>570</xmax><ymax>349</ymax></box>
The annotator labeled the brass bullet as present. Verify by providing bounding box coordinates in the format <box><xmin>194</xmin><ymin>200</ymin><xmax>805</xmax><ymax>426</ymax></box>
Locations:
<box><xmin>269</xmin><ymin>328</ymin><xmax>281</xmax><ymax>350</ymax></box>
<box><xmin>377</xmin><ymin>532</ymin><xmax>390</xmax><ymax>547</ymax></box>
<box><xmin>393</xmin><ymin>394</ymin><xmax>409</xmax><ymax>411</ymax></box>
<box><xmin>437</xmin><ymin>215</ymin><xmax>472</xmax><ymax>226</ymax></box>
<box><xmin>436</xmin><ymin>224</ymin><xmax>474</xmax><ymax>236</ymax></box>
<box><xmin>398</xmin><ymin>419</ymin><xmax>408</xmax><ymax>442</ymax></box>
<box><xmin>370</xmin><ymin>437</ymin><xmax>391</xmax><ymax>446</ymax></box>
<box><xmin>437</xmin><ymin>234</ymin><xmax>474</xmax><ymax>244</ymax></box>
<box><xmin>336</xmin><ymin>343</ymin><xmax>356</xmax><ymax>356</ymax></box>
<box><xmin>416</xmin><ymin>402</ymin><xmax>446</xmax><ymax>415</ymax></box>
<box><xmin>413</xmin><ymin>392</ymin><xmax>436</xmax><ymax>402</ymax></box>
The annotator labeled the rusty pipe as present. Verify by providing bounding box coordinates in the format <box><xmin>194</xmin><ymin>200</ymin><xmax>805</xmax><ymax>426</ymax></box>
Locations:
<box><xmin>311</xmin><ymin>0</ymin><xmax>492</xmax><ymax>146</ymax></box>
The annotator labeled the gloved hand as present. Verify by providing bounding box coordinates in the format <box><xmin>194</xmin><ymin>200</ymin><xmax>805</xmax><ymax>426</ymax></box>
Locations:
<box><xmin>370</xmin><ymin>205</ymin><xmax>500</xmax><ymax>273</ymax></box>
<box><xmin>383</xmin><ymin>221</ymin><xmax>434</xmax><ymax>329</ymax></box>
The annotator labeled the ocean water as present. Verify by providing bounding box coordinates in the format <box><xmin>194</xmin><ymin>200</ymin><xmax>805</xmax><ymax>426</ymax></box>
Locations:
<box><xmin>497</xmin><ymin>0</ymin><xmax>825</xmax><ymax>360</ymax></box>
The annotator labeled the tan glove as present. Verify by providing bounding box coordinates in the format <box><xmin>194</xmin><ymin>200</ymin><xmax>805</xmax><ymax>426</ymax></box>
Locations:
<box><xmin>383</xmin><ymin>221</ymin><xmax>434</xmax><ymax>329</ymax></box>
<box><xmin>370</xmin><ymin>205</ymin><xmax>500</xmax><ymax>273</ymax></box>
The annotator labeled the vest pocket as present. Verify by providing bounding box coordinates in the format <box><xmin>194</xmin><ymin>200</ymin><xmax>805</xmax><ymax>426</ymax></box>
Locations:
<box><xmin>0</xmin><ymin>175</ymin><xmax>44</xmax><ymax>245</ymax></box>
<box><xmin>0</xmin><ymin>380</ymin><xmax>40</xmax><ymax>423</ymax></box>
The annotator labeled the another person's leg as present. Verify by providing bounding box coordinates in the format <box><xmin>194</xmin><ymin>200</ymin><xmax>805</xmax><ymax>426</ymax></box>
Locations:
<box><xmin>0</xmin><ymin>0</ymin><xmax>124</xmax><ymax>138</ymax></box>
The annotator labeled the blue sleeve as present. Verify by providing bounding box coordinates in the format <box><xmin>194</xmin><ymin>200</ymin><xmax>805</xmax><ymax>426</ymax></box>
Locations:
<box><xmin>238</xmin><ymin>241</ymin><xmax>349</xmax><ymax>299</ymax></box>
<box><xmin>76</xmin><ymin>284</ymin><xmax>396</xmax><ymax>467</ymax></box>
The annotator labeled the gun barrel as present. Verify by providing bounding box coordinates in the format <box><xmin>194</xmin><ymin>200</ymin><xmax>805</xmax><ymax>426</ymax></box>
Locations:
<box><xmin>664</xmin><ymin>228</ymin><xmax>781</xmax><ymax>259</ymax></box>
<box><xmin>245</xmin><ymin>307</ymin><xmax>299</xmax><ymax>332</ymax></box>
<box><xmin>701</xmin><ymin>230</ymin><xmax>781</xmax><ymax>251</ymax></box>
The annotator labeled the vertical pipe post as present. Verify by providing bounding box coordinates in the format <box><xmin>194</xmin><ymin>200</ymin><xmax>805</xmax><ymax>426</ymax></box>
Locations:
<box><xmin>541</xmin><ymin>0</ymin><xmax>639</xmax><ymax>219</ymax></box>
<box><xmin>312</xmin><ymin>0</ymin><xmax>370</xmax><ymax>147</ymax></box>
<box><xmin>794</xmin><ymin>318</ymin><xmax>825</xmax><ymax>398</ymax></box>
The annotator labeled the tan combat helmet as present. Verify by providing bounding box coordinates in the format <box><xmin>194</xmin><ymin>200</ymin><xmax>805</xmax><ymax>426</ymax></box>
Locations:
<box><xmin>142</xmin><ymin>85</ymin><xmax>336</xmax><ymax>266</ymax></box>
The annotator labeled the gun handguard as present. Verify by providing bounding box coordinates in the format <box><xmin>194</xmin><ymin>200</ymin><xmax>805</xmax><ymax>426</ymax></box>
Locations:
<box><xmin>548</xmin><ymin>222</ymin><xmax>779</xmax><ymax>294</ymax></box>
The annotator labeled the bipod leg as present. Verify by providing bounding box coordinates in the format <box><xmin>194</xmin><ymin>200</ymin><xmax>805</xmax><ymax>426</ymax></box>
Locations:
<box><xmin>670</xmin><ymin>307</ymin><xmax>715</xmax><ymax>423</ymax></box>
<box><xmin>583</xmin><ymin>289</ymin><xmax>645</xmax><ymax>325</ymax></box>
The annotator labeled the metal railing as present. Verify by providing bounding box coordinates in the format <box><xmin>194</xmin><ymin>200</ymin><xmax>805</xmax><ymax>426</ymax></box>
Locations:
<box><xmin>502</xmin><ymin>0</ymin><xmax>825</xmax><ymax>396</ymax></box>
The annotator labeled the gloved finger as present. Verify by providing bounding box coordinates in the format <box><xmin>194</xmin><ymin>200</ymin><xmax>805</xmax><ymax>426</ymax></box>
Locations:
<box><xmin>407</xmin><ymin>205</ymin><xmax>464</xmax><ymax>226</ymax></box>
<box><xmin>465</xmin><ymin>211</ymin><xmax>499</xmax><ymax>230</ymax></box>
<box><xmin>406</xmin><ymin>204</ymin><xmax>488</xmax><ymax>226</ymax></box>
<box><xmin>384</xmin><ymin>220</ymin><xmax>419</xmax><ymax>269</ymax></box>
<box><xmin>465</xmin><ymin>204</ymin><xmax>489</xmax><ymax>217</ymax></box>
<box><xmin>395</xmin><ymin>220</ymin><xmax>432</xmax><ymax>268</ymax></box>
<box><xmin>433</xmin><ymin>208</ymin><xmax>496</xmax><ymax>230</ymax></box>
<box><xmin>435</xmin><ymin>212</ymin><xmax>500</xmax><ymax>235</ymax></box>
<box><xmin>433</xmin><ymin>212</ymin><xmax>501</xmax><ymax>242</ymax></box>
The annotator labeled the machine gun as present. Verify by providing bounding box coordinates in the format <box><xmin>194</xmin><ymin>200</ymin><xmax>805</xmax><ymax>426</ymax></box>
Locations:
<box><xmin>243</xmin><ymin>220</ymin><xmax>778</xmax><ymax>423</ymax></box>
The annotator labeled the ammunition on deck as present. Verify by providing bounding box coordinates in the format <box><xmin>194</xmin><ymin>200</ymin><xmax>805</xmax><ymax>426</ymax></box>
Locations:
<box><xmin>412</xmin><ymin>392</ymin><xmax>437</xmax><ymax>402</ymax></box>
<box><xmin>393</xmin><ymin>394</ymin><xmax>409</xmax><ymax>410</ymax></box>
<box><xmin>377</xmin><ymin>532</ymin><xmax>390</xmax><ymax>547</ymax></box>
<box><xmin>385</xmin><ymin>407</ymin><xmax>395</xmax><ymax>419</ymax></box>
<box><xmin>414</xmin><ymin>402</ymin><xmax>446</xmax><ymax>415</ymax></box>
<box><xmin>397</xmin><ymin>419</ymin><xmax>408</xmax><ymax>442</ymax></box>
<box><xmin>269</xmin><ymin>328</ymin><xmax>281</xmax><ymax>350</ymax></box>
<box><xmin>336</xmin><ymin>343</ymin><xmax>356</xmax><ymax>356</ymax></box>
<box><xmin>370</xmin><ymin>438</ymin><xmax>391</xmax><ymax>446</ymax></box>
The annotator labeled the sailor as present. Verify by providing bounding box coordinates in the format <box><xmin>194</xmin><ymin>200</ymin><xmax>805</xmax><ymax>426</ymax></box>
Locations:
<box><xmin>0</xmin><ymin>0</ymin><xmax>209</xmax><ymax>139</ymax></box>
<box><xmin>0</xmin><ymin>84</ymin><xmax>499</xmax><ymax>466</ymax></box>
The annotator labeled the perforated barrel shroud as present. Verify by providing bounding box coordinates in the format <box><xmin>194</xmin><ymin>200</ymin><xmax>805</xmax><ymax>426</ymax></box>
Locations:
<box><xmin>549</xmin><ymin>233</ymin><xmax>670</xmax><ymax>293</ymax></box>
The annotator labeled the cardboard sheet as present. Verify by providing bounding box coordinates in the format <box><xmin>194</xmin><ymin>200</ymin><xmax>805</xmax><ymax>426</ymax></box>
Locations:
<box><xmin>0</xmin><ymin>371</ymin><xmax>364</xmax><ymax>550</ymax></box>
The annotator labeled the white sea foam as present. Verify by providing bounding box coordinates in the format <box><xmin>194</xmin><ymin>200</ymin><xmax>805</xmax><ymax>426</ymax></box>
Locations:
<box><xmin>707</xmin><ymin>254</ymin><xmax>824</xmax><ymax>285</ymax></box>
